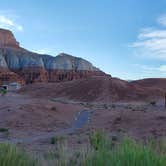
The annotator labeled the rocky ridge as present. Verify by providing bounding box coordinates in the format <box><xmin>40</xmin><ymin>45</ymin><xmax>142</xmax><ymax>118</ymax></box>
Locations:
<box><xmin>0</xmin><ymin>29</ymin><xmax>107</xmax><ymax>84</ymax></box>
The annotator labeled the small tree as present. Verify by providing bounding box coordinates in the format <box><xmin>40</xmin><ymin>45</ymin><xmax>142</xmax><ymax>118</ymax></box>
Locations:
<box><xmin>0</xmin><ymin>89</ymin><xmax>7</xmax><ymax>96</ymax></box>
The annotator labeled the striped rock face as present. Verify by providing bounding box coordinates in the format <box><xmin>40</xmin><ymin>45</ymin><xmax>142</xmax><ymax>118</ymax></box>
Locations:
<box><xmin>0</xmin><ymin>29</ymin><xmax>108</xmax><ymax>84</ymax></box>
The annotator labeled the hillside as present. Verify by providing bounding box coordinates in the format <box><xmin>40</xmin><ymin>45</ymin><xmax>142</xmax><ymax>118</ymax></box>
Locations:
<box><xmin>20</xmin><ymin>76</ymin><xmax>164</xmax><ymax>102</ymax></box>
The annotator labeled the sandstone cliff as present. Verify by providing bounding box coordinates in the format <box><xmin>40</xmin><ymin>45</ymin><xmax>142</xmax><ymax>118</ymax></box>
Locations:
<box><xmin>0</xmin><ymin>29</ymin><xmax>19</xmax><ymax>48</ymax></box>
<box><xmin>0</xmin><ymin>29</ymin><xmax>107</xmax><ymax>84</ymax></box>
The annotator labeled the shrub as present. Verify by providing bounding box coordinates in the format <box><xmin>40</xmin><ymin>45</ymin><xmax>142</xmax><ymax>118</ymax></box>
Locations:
<box><xmin>0</xmin><ymin>89</ymin><xmax>7</xmax><ymax>96</ymax></box>
<box><xmin>84</xmin><ymin>137</ymin><xmax>166</xmax><ymax>166</ymax></box>
<box><xmin>43</xmin><ymin>132</ymin><xmax>166</xmax><ymax>166</ymax></box>
<box><xmin>150</xmin><ymin>101</ymin><xmax>156</xmax><ymax>106</ymax></box>
<box><xmin>0</xmin><ymin>128</ymin><xmax>8</xmax><ymax>132</ymax></box>
<box><xmin>103</xmin><ymin>104</ymin><xmax>108</xmax><ymax>109</ymax></box>
<box><xmin>0</xmin><ymin>143</ymin><xmax>38</xmax><ymax>166</ymax></box>
<box><xmin>89</xmin><ymin>131</ymin><xmax>112</xmax><ymax>150</ymax></box>
<box><xmin>1</xmin><ymin>132</ymin><xmax>165</xmax><ymax>166</ymax></box>
<box><xmin>50</xmin><ymin>136</ymin><xmax>65</xmax><ymax>145</ymax></box>
<box><xmin>51</xmin><ymin>106</ymin><xmax>57</xmax><ymax>111</ymax></box>
<box><xmin>111</xmin><ymin>104</ymin><xmax>116</xmax><ymax>108</ymax></box>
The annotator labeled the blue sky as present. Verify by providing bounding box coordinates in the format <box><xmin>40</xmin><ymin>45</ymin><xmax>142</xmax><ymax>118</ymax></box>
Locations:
<box><xmin>1</xmin><ymin>0</ymin><xmax>166</xmax><ymax>80</ymax></box>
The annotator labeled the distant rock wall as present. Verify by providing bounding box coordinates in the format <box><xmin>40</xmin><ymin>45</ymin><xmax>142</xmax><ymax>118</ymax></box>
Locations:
<box><xmin>0</xmin><ymin>29</ymin><xmax>108</xmax><ymax>84</ymax></box>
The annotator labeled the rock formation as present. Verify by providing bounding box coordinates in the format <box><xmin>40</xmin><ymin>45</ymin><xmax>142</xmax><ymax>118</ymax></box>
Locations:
<box><xmin>0</xmin><ymin>29</ymin><xmax>19</xmax><ymax>48</ymax></box>
<box><xmin>0</xmin><ymin>28</ymin><xmax>108</xmax><ymax>84</ymax></box>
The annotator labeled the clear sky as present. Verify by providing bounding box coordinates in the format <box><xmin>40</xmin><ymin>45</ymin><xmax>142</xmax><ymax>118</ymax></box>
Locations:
<box><xmin>1</xmin><ymin>0</ymin><xmax>166</xmax><ymax>80</ymax></box>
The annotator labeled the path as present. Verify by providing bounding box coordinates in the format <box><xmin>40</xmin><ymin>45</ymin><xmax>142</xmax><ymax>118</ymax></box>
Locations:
<box><xmin>0</xmin><ymin>110</ymin><xmax>91</xmax><ymax>144</ymax></box>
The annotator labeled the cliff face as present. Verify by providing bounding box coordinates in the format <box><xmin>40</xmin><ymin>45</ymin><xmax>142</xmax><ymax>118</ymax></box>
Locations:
<box><xmin>0</xmin><ymin>29</ymin><xmax>19</xmax><ymax>48</ymax></box>
<box><xmin>0</xmin><ymin>29</ymin><xmax>108</xmax><ymax>84</ymax></box>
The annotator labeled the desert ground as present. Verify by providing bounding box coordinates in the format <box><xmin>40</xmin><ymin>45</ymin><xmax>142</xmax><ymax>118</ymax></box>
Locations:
<box><xmin>0</xmin><ymin>78</ymin><xmax>166</xmax><ymax>158</ymax></box>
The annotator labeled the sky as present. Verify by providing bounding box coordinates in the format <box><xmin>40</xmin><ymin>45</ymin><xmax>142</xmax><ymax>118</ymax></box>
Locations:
<box><xmin>1</xmin><ymin>0</ymin><xmax>166</xmax><ymax>80</ymax></box>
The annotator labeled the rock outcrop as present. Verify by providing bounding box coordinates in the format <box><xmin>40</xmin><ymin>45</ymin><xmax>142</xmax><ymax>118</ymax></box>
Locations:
<box><xmin>0</xmin><ymin>28</ymin><xmax>108</xmax><ymax>84</ymax></box>
<box><xmin>0</xmin><ymin>29</ymin><xmax>19</xmax><ymax>48</ymax></box>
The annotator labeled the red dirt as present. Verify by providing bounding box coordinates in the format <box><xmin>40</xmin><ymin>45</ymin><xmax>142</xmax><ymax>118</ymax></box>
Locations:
<box><xmin>88</xmin><ymin>106</ymin><xmax>166</xmax><ymax>141</ymax></box>
<box><xmin>19</xmin><ymin>76</ymin><xmax>165</xmax><ymax>102</ymax></box>
<box><xmin>1</xmin><ymin>76</ymin><xmax>166</xmax><ymax>154</ymax></box>
<box><xmin>0</xmin><ymin>92</ymin><xmax>85</xmax><ymax>138</ymax></box>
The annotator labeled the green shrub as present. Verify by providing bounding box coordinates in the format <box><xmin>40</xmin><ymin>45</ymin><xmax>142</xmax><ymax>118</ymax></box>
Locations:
<box><xmin>42</xmin><ymin>132</ymin><xmax>166</xmax><ymax>166</ymax></box>
<box><xmin>89</xmin><ymin>131</ymin><xmax>113</xmax><ymax>150</ymax></box>
<box><xmin>150</xmin><ymin>101</ymin><xmax>156</xmax><ymax>106</ymax></box>
<box><xmin>0</xmin><ymin>128</ymin><xmax>8</xmax><ymax>132</ymax></box>
<box><xmin>44</xmin><ymin>142</ymin><xmax>68</xmax><ymax>166</ymax></box>
<box><xmin>0</xmin><ymin>89</ymin><xmax>7</xmax><ymax>96</ymax></box>
<box><xmin>84</xmin><ymin>137</ymin><xmax>166</xmax><ymax>166</ymax></box>
<box><xmin>51</xmin><ymin>137</ymin><xmax>57</xmax><ymax>144</ymax></box>
<box><xmin>0</xmin><ymin>133</ymin><xmax>165</xmax><ymax>166</ymax></box>
<box><xmin>0</xmin><ymin>143</ymin><xmax>38</xmax><ymax>166</ymax></box>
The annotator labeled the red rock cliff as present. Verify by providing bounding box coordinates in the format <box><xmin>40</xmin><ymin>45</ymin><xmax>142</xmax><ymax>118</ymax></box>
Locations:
<box><xmin>0</xmin><ymin>29</ymin><xmax>19</xmax><ymax>48</ymax></box>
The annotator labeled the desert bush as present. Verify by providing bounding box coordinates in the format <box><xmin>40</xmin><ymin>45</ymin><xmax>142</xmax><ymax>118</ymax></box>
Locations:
<box><xmin>0</xmin><ymin>133</ymin><xmax>165</xmax><ymax>166</ymax></box>
<box><xmin>0</xmin><ymin>143</ymin><xmax>38</xmax><ymax>166</ymax></box>
<box><xmin>51</xmin><ymin>137</ymin><xmax>57</xmax><ymax>144</ymax></box>
<box><xmin>84</xmin><ymin>137</ymin><xmax>166</xmax><ymax>166</ymax></box>
<box><xmin>44</xmin><ymin>131</ymin><xmax>166</xmax><ymax>166</ymax></box>
<box><xmin>51</xmin><ymin>106</ymin><xmax>57</xmax><ymax>111</ymax></box>
<box><xmin>0</xmin><ymin>128</ymin><xmax>8</xmax><ymax>132</ymax></box>
<box><xmin>89</xmin><ymin>131</ymin><xmax>112</xmax><ymax>150</ymax></box>
<box><xmin>111</xmin><ymin>104</ymin><xmax>116</xmax><ymax>108</ymax></box>
<box><xmin>103</xmin><ymin>104</ymin><xmax>108</xmax><ymax>109</ymax></box>
<box><xmin>150</xmin><ymin>101</ymin><xmax>156</xmax><ymax>106</ymax></box>
<box><xmin>50</xmin><ymin>136</ymin><xmax>65</xmax><ymax>145</ymax></box>
<box><xmin>0</xmin><ymin>89</ymin><xmax>7</xmax><ymax>96</ymax></box>
<box><xmin>44</xmin><ymin>142</ymin><xmax>69</xmax><ymax>166</ymax></box>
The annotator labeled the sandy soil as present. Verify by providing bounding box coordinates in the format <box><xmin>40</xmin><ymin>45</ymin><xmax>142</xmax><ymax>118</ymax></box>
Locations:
<box><xmin>0</xmin><ymin>92</ymin><xmax>85</xmax><ymax>139</ymax></box>
<box><xmin>87</xmin><ymin>102</ymin><xmax>166</xmax><ymax>141</ymax></box>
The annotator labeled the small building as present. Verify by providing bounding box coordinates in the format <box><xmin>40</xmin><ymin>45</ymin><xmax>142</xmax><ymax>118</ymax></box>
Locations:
<box><xmin>0</xmin><ymin>82</ymin><xmax>21</xmax><ymax>92</ymax></box>
<box><xmin>8</xmin><ymin>82</ymin><xmax>21</xmax><ymax>91</ymax></box>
